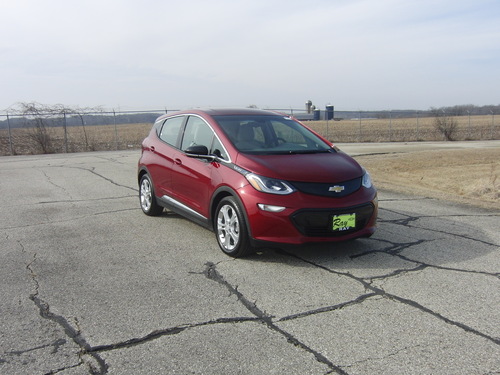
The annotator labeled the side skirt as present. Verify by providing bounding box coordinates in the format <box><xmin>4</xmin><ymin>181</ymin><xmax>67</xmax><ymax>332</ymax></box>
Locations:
<box><xmin>158</xmin><ymin>195</ymin><xmax>212</xmax><ymax>230</ymax></box>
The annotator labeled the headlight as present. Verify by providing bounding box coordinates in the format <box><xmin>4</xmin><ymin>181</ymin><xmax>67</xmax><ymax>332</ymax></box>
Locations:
<box><xmin>362</xmin><ymin>171</ymin><xmax>372</xmax><ymax>188</ymax></box>
<box><xmin>246</xmin><ymin>173</ymin><xmax>295</xmax><ymax>195</ymax></box>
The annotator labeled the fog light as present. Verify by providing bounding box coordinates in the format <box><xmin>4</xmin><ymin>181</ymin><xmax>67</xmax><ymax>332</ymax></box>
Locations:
<box><xmin>258</xmin><ymin>204</ymin><xmax>286</xmax><ymax>213</ymax></box>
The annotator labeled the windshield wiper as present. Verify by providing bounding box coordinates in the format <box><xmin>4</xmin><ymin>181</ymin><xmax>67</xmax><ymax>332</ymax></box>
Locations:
<box><xmin>286</xmin><ymin>149</ymin><xmax>330</xmax><ymax>154</ymax></box>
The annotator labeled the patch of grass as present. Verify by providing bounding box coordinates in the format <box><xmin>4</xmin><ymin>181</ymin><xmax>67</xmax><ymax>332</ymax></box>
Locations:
<box><xmin>307</xmin><ymin>115</ymin><xmax>497</xmax><ymax>143</ymax></box>
<box><xmin>355</xmin><ymin>148</ymin><xmax>500</xmax><ymax>210</ymax></box>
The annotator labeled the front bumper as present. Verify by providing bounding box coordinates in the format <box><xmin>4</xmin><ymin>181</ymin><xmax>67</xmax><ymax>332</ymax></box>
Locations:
<box><xmin>238</xmin><ymin>186</ymin><xmax>378</xmax><ymax>246</ymax></box>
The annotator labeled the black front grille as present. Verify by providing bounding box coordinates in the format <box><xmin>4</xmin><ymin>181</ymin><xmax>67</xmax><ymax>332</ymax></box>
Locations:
<box><xmin>291</xmin><ymin>203</ymin><xmax>374</xmax><ymax>237</ymax></box>
<box><xmin>291</xmin><ymin>177</ymin><xmax>362</xmax><ymax>198</ymax></box>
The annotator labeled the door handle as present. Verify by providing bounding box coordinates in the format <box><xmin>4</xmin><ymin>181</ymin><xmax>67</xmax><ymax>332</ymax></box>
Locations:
<box><xmin>174</xmin><ymin>158</ymin><xmax>182</xmax><ymax>165</ymax></box>
<box><xmin>150</xmin><ymin>146</ymin><xmax>156</xmax><ymax>152</ymax></box>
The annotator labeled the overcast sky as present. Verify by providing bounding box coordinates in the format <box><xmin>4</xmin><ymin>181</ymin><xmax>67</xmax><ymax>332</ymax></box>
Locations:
<box><xmin>1</xmin><ymin>0</ymin><xmax>499</xmax><ymax>111</ymax></box>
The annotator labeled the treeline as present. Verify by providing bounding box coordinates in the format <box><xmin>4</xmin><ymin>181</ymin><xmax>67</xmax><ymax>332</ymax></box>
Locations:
<box><xmin>0</xmin><ymin>107</ymin><xmax>164</xmax><ymax>130</ymax></box>
<box><xmin>430</xmin><ymin>104</ymin><xmax>500</xmax><ymax>116</ymax></box>
<box><xmin>336</xmin><ymin>104</ymin><xmax>500</xmax><ymax>120</ymax></box>
<box><xmin>1</xmin><ymin>112</ymin><xmax>163</xmax><ymax>129</ymax></box>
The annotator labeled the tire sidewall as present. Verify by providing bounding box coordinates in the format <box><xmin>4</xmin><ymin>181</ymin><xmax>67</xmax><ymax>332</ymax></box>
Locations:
<box><xmin>140</xmin><ymin>174</ymin><xmax>162</xmax><ymax>216</ymax></box>
<box><xmin>215</xmin><ymin>196</ymin><xmax>251</xmax><ymax>257</ymax></box>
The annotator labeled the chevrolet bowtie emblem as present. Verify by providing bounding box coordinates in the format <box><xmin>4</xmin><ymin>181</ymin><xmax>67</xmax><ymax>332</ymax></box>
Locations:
<box><xmin>329</xmin><ymin>185</ymin><xmax>345</xmax><ymax>193</ymax></box>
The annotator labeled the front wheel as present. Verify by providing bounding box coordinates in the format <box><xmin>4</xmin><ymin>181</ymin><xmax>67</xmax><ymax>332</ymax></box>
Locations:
<box><xmin>139</xmin><ymin>174</ymin><xmax>163</xmax><ymax>216</ymax></box>
<box><xmin>215</xmin><ymin>197</ymin><xmax>253</xmax><ymax>257</ymax></box>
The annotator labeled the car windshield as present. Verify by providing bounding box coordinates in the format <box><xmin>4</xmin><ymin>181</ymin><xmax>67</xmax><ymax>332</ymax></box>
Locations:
<box><xmin>213</xmin><ymin>115</ymin><xmax>333</xmax><ymax>155</ymax></box>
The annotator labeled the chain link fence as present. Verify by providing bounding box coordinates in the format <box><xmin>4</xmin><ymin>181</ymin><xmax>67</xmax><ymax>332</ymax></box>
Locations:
<box><xmin>0</xmin><ymin>109</ymin><xmax>167</xmax><ymax>156</ymax></box>
<box><xmin>305</xmin><ymin>110</ymin><xmax>499</xmax><ymax>143</ymax></box>
<box><xmin>0</xmin><ymin>108</ymin><xmax>498</xmax><ymax>156</ymax></box>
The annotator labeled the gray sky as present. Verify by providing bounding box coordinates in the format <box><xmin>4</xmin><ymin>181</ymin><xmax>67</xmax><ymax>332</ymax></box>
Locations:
<box><xmin>1</xmin><ymin>0</ymin><xmax>499</xmax><ymax>111</ymax></box>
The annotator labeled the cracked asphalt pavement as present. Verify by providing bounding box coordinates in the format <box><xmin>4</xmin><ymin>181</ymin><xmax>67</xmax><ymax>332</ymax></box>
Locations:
<box><xmin>0</xmin><ymin>146</ymin><xmax>499</xmax><ymax>374</ymax></box>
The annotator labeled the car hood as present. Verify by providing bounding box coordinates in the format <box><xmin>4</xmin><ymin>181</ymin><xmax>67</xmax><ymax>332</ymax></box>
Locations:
<box><xmin>235</xmin><ymin>151</ymin><xmax>364</xmax><ymax>183</ymax></box>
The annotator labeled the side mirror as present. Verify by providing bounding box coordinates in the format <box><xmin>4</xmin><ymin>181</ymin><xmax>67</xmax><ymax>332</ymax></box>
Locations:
<box><xmin>185</xmin><ymin>145</ymin><xmax>215</xmax><ymax>160</ymax></box>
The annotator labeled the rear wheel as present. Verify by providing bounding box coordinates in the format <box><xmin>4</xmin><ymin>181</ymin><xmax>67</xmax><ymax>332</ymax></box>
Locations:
<box><xmin>139</xmin><ymin>174</ymin><xmax>163</xmax><ymax>216</ymax></box>
<box><xmin>215</xmin><ymin>197</ymin><xmax>253</xmax><ymax>257</ymax></box>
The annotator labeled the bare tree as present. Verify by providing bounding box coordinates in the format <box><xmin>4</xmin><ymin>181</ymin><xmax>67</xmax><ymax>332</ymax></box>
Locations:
<box><xmin>430</xmin><ymin>107</ymin><xmax>458</xmax><ymax>141</ymax></box>
<box><xmin>71</xmin><ymin>105</ymin><xmax>103</xmax><ymax>151</ymax></box>
<box><xmin>15</xmin><ymin>102</ymin><xmax>57</xmax><ymax>153</ymax></box>
<box><xmin>11</xmin><ymin>102</ymin><xmax>104</xmax><ymax>153</ymax></box>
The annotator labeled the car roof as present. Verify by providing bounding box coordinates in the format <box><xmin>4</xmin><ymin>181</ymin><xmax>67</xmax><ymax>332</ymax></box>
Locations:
<box><xmin>155</xmin><ymin>108</ymin><xmax>283</xmax><ymax>122</ymax></box>
<box><xmin>195</xmin><ymin>108</ymin><xmax>280</xmax><ymax>116</ymax></box>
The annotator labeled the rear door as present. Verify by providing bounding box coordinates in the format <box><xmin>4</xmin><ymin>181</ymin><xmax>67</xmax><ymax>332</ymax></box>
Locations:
<box><xmin>148</xmin><ymin>115</ymin><xmax>185</xmax><ymax>197</ymax></box>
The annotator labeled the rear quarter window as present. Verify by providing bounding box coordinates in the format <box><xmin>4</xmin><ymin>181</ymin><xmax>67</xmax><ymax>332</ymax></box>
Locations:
<box><xmin>158</xmin><ymin>116</ymin><xmax>185</xmax><ymax>146</ymax></box>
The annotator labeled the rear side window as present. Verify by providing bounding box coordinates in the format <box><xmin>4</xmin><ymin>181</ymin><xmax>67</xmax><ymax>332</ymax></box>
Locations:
<box><xmin>159</xmin><ymin>116</ymin><xmax>184</xmax><ymax>146</ymax></box>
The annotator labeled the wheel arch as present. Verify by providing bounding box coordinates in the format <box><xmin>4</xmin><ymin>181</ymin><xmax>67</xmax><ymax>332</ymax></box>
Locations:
<box><xmin>210</xmin><ymin>186</ymin><xmax>253</xmax><ymax>238</ymax></box>
<box><xmin>138</xmin><ymin>166</ymin><xmax>150</xmax><ymax>186</ymax></box>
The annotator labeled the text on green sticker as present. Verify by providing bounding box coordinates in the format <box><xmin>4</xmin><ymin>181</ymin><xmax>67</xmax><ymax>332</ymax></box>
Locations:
<box><xmin>332</xmin><ymin>213</ymin><xmax>356</xmax><ymax>231</ymax></box>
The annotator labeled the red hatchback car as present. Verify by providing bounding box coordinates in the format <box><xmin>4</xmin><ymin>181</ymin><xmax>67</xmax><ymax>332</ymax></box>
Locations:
<box><xmin>138</xmin><ymin>108</ymin><xmax>377</xmax><ymax>257</ymax></box>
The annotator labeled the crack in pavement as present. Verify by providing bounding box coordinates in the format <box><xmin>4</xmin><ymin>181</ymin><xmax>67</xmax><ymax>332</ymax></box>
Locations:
<box><xmin>283</xmin><ymin>251</ymin><xmax>500</xmax><ymax>347</ymax></box>
<box><xmin>340</xmin><ymin>343</ymin><xmax>425</xmax><ymax>371</ymax></box>
<box><xmin>36</xmin><ymin>164</ymin><xmax>137</xmax><ymax>193</ymax></box>
<box><xmin>0</xmin><ymin>207</ymin><xmax>139</xmax><ymax>231</ymax></box>
<box><xmin>350</xmin><ymin>238</ymin><xmax>428</xmax><ymax>258</ymax></box>
<box><xmin>40</xmin><ymin>169</ymin><xmax>74</xmax><ymax>200</ymax></box>
<box><xmin>201</xmin><ymin>262</ymin><xmax>349</xmax><ymax>374</ymax></box>
<box><xmin>5</xmin><ymin>338</ymin><xmax>67</xmax><ymax>356</ymax></box>
<box><xmin>278</xmin><ymin>293</ymin><xmax>378</xmax><ymax>322</ymax></box>
<box><xmin>70</xmin><ymin>166</ymin><xmax>137</xmax><ymax>193</ymax></box>
<box><xmin>379</xmin><ymin>207</ymin><xmax>500</xmax><ymax>247</ymax></box>
<box><xmin>87</xmin><ymin>317</ymin><xmax>261</xmax><ymax>353</ymax></box>
<box><xmin>351</xmin><ymin>238</ymin><xmax>499</xmax><ymax>279</ymax></box>
<box><xmin>366</xmin><ymin>263</ymin><xmax>428</xmax><ymax>281</ymax></box>
<box><xmin>29</xmin><ymin>295</ymin><xmax>108</xmax><ymax>375</ymax></box>
<box><xmin>25</xmin><ymin>252</ymin><xmax>109</xmax><ymax>375</ymax></box>
<box><xmin>393</xmin><ymin>250</ymin><xmax>500</xmax><ymax>279</ymax></box>
<box><xmin>23</xmin><ymin>256</ymin><xmax>344</xmax><ymax>374</ymax></box>
<box><xmin>370</xmin><ymin>210</ymin><xmax>500</xmax><ymax>278</ymax></box>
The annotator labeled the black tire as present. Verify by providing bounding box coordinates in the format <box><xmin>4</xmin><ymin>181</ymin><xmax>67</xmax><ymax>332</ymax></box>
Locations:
<box><xmin>139</xmin><ymin>174</ymin><xmax>163</xmax><ymax>216</ymax></box>
<box><xmin>214</xmin><ymin>197</ymin><xmax>254</xmax><ymax>257</ymax></box>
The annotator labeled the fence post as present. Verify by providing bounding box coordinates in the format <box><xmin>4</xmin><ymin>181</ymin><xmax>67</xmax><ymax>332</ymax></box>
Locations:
<box><xmin>326</xmin><ymin>116</ymin><xmax>329</xmax><ymax>141</ymax></box>
<box><xmin>466</xmin><ymin>110</ymin><xmax>470</xmax><ymax>139</ymax></box>
<box><xmin>389</xmin><ymin>110</ymin><xmax>392</xmax><ymax>142</ymax></box>
<box><xmin>113</xmin><ymin>110</ymin><xmax>118</xmax><ymax>150</ymax></box>
<box><xmin>416</xmin><ymin>110</ymin><xmax>419</xmax><ymax>141</ymax></box>
<box><xmin>63</xmin><ymin>111</ymin><xmax>68</xmax><ymax>153</ymax></box>
<box><xmin>7</xmin><ymin>112</ymin><xmax>14</xmax><ymax>155</ymax></box>
<box><xmin>491</xmin><ymin>111</ymin><xmax>495</xmax><ymax>139</ymax></box>
<box><xmin>358</xmin><ymin>111</ymin><xmax>362</xmax><ymax>142</ymax></box>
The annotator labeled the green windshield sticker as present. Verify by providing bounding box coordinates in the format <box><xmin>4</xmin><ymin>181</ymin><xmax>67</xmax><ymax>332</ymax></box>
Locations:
<box><xmin>332</xmin><ymin>213</ymin><xmax>356</xmax><ymax>231</ymax></box>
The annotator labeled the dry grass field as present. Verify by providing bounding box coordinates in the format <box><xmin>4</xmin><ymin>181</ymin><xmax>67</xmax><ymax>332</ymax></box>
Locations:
<box><xmin>1</xmin><ymin>114</ymin><xmax>498</xmax><ymax>209</ymax></box>
<box><xmin>354</xmin><ymin>148</ymin><xmax>500</xmax><ymax>210</ymax></box>
<box><xmin>309</xmin><ymin>114</ymin><xmax>498</xmax><ymax>143</ymax></box>
<box><xmin>0</xmin><ymin>123</ymin><xmax>152</xmax><ymax>155</ymax></box>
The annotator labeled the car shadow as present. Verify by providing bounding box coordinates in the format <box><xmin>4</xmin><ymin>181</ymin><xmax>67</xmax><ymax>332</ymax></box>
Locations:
<box><xmin>242</xmin><ymin>211</ymin><xmax>498</xmax><ymax>274</ymax></box>
<box><xmin>155</xmin><ymin>205</ymin><xmax>497</xmax><ymax>274</ymax></box>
